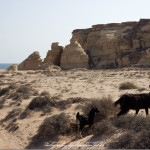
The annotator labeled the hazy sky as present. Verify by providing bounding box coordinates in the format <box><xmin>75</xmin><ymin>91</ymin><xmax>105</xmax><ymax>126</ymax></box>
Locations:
<box><xmin>0</xmin><ymin>0</ymin><xmax>150</xmax><ymax>63</ymax></box>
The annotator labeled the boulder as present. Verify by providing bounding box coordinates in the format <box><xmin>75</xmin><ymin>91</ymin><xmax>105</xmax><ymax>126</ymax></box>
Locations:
<box><xmin>44</xmin><ymin>42</ymin><xmax>63</xmax><ymax>66</ymax></box>
<box><xmin>60</xmin><ymin>40</ymin><xmax>88</xmax><ymax>69</ymax></box>
<box><xmin>18</xmin><ymin>51</ymin><xmax>42</xmax><ymax>70</ymax></box>
<box><xmin>7</xmin><ymin>64</ymin><xmax>18</xmax><ymax>72</ymax></box>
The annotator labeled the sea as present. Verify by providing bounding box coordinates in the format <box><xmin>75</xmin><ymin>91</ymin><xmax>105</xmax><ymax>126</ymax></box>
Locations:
<box><xmin>0</xmin><ymin>63</ymin><xmax>18</xmax><ymax>70</ymax></box>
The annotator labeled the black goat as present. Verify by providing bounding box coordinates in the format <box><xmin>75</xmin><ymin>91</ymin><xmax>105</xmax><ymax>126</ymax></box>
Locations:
<box><xmin>76</xmin><ymin>107</ymin><xmax>99</xmax><ymax>138</ymax></box>
<box><xmin>114</xmin><ymin>93</ymin><xmax>150</xmax><ymax>117</ymax></box>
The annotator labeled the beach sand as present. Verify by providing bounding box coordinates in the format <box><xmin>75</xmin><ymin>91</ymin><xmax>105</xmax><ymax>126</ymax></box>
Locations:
<box><xmin>0</xmin><ymin>68</ymin><xmax>149</xmax><ymax>149</ymax></box>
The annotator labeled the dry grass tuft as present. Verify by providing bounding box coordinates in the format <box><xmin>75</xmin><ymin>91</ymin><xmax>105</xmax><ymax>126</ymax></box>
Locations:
<box><xmin>19</xmin><ymin>109</ymin><xmax>32</xmax><ymax>119</ymax></box>
<box><xmin>108</xmin><ymin>131</ymin><xmax>136</xmax><ymax>149</ymax></box>
<box><xmin>0</xmin><ymin>87</ymin><xmax>10</xmax><ymax>97</ymax></box>
<box><xmin>26</xmin><ymin>113</ymin><xmax>73</xmax><ymax>149</ymax></box>
<box><xmin>9</xmin><ymin>84</ymin><xmax>38</xmax><ymax>100</ymax></box>
<box><xmin>93</xmin><ymin>119</ymin><xmax>117</xmax><ymax>136</ymax></box>
<box><xmin>40</xmin><ymin>91</ymin><xmax>50</xmax><ymax>97</ymax></box>
<box><xmin>119</xmin><ymin>82</ymin><xmax>138</xmax><ymax>90</ymax></box>
<box><xmin>58</xmin><ymin>97</ymin><xmax>87</xmax><ymax>110</ymax></box>
<box><xmin>82</xmin><ymin>97</ymin><xmax>117</xmax><ymax>121</ymax></box>
<box><xmin>28</xmin><ymin>96</ymin><xmax>56</xmax><ymax>115</ymax></box>
<box><xmin>1</xmin><ymin>108</ymin><xmax>22</xmax><ymax>122</ymax></box>
<box><xmin>107</xmin><ymin>115</ymin><xmax>150</xmax><ymax>149</ymax></box>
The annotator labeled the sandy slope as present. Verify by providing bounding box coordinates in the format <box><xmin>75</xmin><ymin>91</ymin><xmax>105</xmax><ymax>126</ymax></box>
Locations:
<box><xmin>0</xmin><ymin>68</ymin><xmax>150</xmax><ymax>149</ymax></box>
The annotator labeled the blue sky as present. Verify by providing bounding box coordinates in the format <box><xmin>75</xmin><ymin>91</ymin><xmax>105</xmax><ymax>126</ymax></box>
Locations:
<box><xmin>0</xmin><ymin>0</ymin><xmax>150</xmax><ymax>63</ymax></box>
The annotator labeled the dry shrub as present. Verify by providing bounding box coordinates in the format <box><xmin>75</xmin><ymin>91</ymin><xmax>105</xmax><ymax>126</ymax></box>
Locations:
<box><xmin>1</xmin><ymin>108</ymin><xmax>22</xmax><ymax>122</ymax></box>
<box><xmin>134</xmin><ymin>130</ymin><xmax>150</xmax><ymax>149</ymax></box>
<box><xmin>119</xmin><ymin>81</ymin><xmax>138</xmax><ymax>90</ymax></box>
<box><xmin>9</xmin><ymin>83</ymin><xmax>18</xmax><ymax>89</ymax></box>
<box><xmin>38</xmin><ymin>113</ymin><xmax>71</xmax><ymax>137</ymax></box>
<box><xmin>28</xmin><ymin>96</ymin><xmax>56</xmax><ymax>114</ymax></box>
<box><xmin>113</xmin><ymin>115</ymin><xmax>150</xmax><ymax>132</ymax></box>
<box><xmin>58</xmin><ymin>97</ymin><xmax>87</xmax><ymax>110</ymax></box>
<box><xmin>0</xmin><ymin>74</ymin><xmax>6</xmax><ymax>78</ymax></box>
<box><xmin>82</xmin><ymin>97</ymin><xmax>117</xmax><ymax>121</ymax></box>
<box><xmin>5</xmin><ymin>121</ymin><xmax>19</xmax><ymax>132</ymax></box>
<box><xmin>93</xmin><ymin>119</ymin><xmax>117</xmax><ymax>136</ymax></box>
<box><xmin>19</xmin><ymin>108</ymin><xmax>31</xmax><ymax>119</ymax></box>
<box><xmin>109</xmin><ymin>130</ymin><xmax>150</xmax><ymax>149</ymax></box>
<box><xmin>108</xmin><ymin>131</ymin><xmax>136</xmax><ymax>149</ymax></box>
<box><xmin>0</xmin><ymin>98</ymin><xmax>5</xmax><ymax>109</ymax></box>
<box><xmin>26</xmin><ymin>113</ymin><xmax>72</xmax><ymax>149</ymax></box>
<box><xmin>108</xmin><ymin>115</ymin><xmax>150</xmax><ymax>149</ymax></box>
<box><xmin>0</xmin><ymin>87</ymin><xmax>10</xmax><ymax>97</ymax></box>
<box><xmin>40</xmin><ymin>91</ymin><xmax>50</xmax><ymax>97</ymax></box>
<box><xmin>9</xmin><ymin>84</ymin><xmax>38</xmax><ymax>100</ymax></box>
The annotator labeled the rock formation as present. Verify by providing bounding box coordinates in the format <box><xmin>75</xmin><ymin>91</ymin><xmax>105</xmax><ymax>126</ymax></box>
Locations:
<box><xmin>71</xmin><ymin>19</ymin><xmax>150</xmax><ymax>68</ymax></box>
<box><xmin>44</xmin><ymin>42</ymin><xmax>63</xmax><ymax>66</ymax></box>
<box><xmin>18</xmin><ymin>19</ymin><xmax>150</xmax><ymax>70</ymax></box>
<box><xmin>60</xmin><ymin>40</ymin><xmax>88</xmax><ymax>69</ymax></box>
<box><xmin>18</xmin><ymin>51</ymin><xmax>42</xmax><ymax>70</ymax></box>
<box><xmin>7</xmin><ymin>64</ymin><xmax>18</xmax><ymax>72</ymax></box>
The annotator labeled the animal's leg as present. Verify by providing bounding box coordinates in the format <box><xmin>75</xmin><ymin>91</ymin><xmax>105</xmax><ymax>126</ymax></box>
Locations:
<box><xmin>145</xmin><ymin>108</ymin><xmax>149</xmax><ymax>116</ymax></box>
<box><xmin>79</xmin><ymin>130</ymin><xmax>83</xmax><ymax>138</ymax></box>
<box><xmin>76</xmin><ymin>124</ymin><xmax>80</xmax><ymax>138</ymax></box>
<box><xmin>88</xmin><ymin>124</ymin><xmax>93</xmax><ymax>135</ymax></box>
<box><xmin>78</xmin><ymin>125</ymin><xmax>84</xmax><ymax>138</ymax></box>
<box><xmin>117</xmin><ymin>109</ymin><xmax>129</xmax><ymax>117</ymax></box>
<box><xmin>135</xmin><ymin>109</ymin><xmax>139</xmax><ymax>115</ymax></box>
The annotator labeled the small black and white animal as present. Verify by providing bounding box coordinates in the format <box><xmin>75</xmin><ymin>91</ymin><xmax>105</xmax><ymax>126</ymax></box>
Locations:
<box><xmin>76</xmin><ymin>107</ymin><xmax>99</xmax><ymax>138</ymax></box>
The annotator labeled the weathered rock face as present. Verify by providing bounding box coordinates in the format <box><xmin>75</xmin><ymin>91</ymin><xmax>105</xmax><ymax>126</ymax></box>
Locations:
<box><xmin>60</xmin><ymin>40</ymin><xmax>88</xmax><ymax>69</ymax></box>
<box><xmin>71</xmin><ymin>19</ymin><xmax>150</xmax><ymax>68</ymax></box>
<box><xmin>18</xmin><ymin>51</ymin><xmax>42</xmax><ymax>70</ymax></box>
<box><xmin>44</xmin><ymin>42</ymin><xmax>63</xmax><ymax>66</ymax></box>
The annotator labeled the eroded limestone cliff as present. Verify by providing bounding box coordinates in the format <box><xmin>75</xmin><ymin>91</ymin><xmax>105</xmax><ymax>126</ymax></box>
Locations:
<box><xmin>18</xmin><ymin>19</ymin><xmax>150</xmax><ymax>70</ymax></box>
<box><xmin>71</xmin><ymin>19</ymin><xmax>150</xmax><ymax>68</ymax></box>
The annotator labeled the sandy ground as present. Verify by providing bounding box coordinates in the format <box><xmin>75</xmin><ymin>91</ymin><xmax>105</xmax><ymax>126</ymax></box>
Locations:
<box><xmin>0</xmin><ymin>67</ymin><xmax>150</xmax><ymax>149</ymax></box>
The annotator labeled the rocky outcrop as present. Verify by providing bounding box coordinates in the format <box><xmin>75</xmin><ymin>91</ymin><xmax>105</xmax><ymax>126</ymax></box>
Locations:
<box><xmin>71</xmin><ymin>19</ymin><xmax>150</xmax><ymax>68</ymax></box>
<box><xmin>7</xmin><ymin>64</ymin><xmax>18</xmax><ymax>72</ymax></box>
<box><xmin>44</xmin><ymin>42</ymin><xmax>63</xmax><ymax>66</ymax></box>
<box><xmin>18</xmin><ymin>51</ymin><xmax>42</xmax><ymax>70</ymax></box>
<box><xmin>60</xmin><ymin>40</ymin><xmax>88</xmax><ymax>69</ymax></box>
<box><xmin>18</xmin><ymin>19</ymin><xmax>150</xmax><ymax>70</ymax></box>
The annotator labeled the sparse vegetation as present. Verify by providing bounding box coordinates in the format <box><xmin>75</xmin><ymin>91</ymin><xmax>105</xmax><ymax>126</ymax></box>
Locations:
<box><xmin>1</xmin><ymin>108</ymin><xmax>22</xmax><ymax>122</ymax></box>
<box><xmin>93</xmin><ymin>119</ymin><xmax>117</xmax><ymax>136</ymax></box>
<box><xmin>82</xmin><ymin>97</ymin><xmax>118</xmax><ymax>121</ymax></box>
<box><xmin>0</xmin><ymin>87</ymin><xmax>9</xmax><ymax>97</ymax></box>
<box><xmin>40</xmin><ymin>91</ymin><xmax>50</xmax><ymax>97</ymax></box>
<box><xmin>0</xmin><ymin>83</ymin><xmax>17</xmax><ymax>97</ymax></box>
<box><xmin>38</xmin><ymin>113</ymin><xmax>72</xmax><ymax>137</ymax></box>
<box><xmin>26</xmin><ymin>113</ymin><xmax>73</xmax><ymax>149</ymax></box>
<box><xmin>119</xmin><ymin>82</ymin><xmax>138</xmax><ymax>90</ymax></box>
<box><xmin>0</xmin><ymin>98</ymin><xmax>5</xmax><ymax>108</ymax></box>
<box><xmin>58</xmin><ymin>97</ymin><xmax>87</xmax><ymax>110</ymax></box>
<box><xmin>105</xmin><ymin>115</ymin><xmax>150</xmax><ymax>149</ymax></box>
<box><xmin>28</xmin><ymin>96</ymin><xmax>56</xmax><ymax>114</ymax></box>
<box><xmin>9</xmin><ymin>84</ymin><xmax>38</xmax><ymax>100</ymax></box>
<box><xmin>19</xmin><ymin>109</ymin><xmax>31</xmax><ymax>119</ymax></box>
